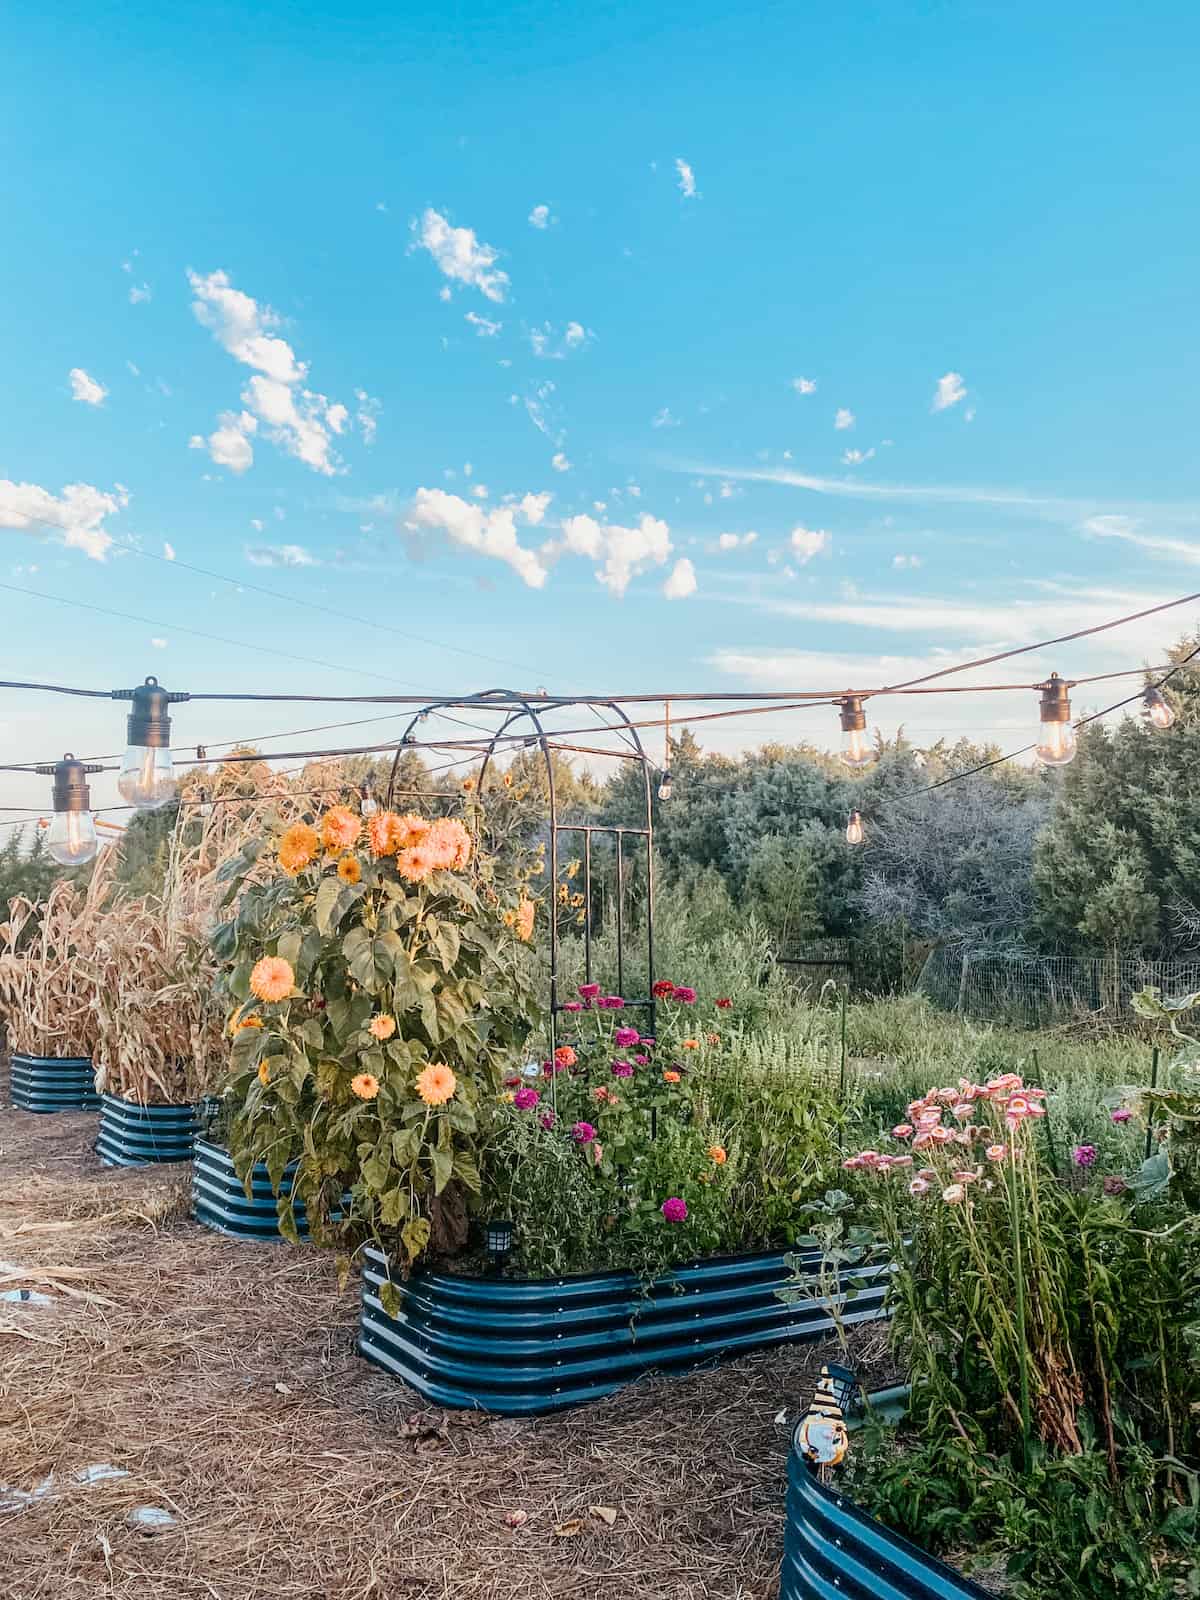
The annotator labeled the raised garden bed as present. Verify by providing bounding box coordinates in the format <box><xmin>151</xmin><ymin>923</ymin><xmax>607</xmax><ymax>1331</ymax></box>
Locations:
<box><xmin>9</xmin><ymin>1053</ymin><xmax>99</xmax><ymax>1114</ymax></box>
<box><xmin>359</xmin><ymin>1245</ymin><xmax>890</xmax><ymax>1415</ymax></box>
<box><xmin>95</xmin><ymin>1094</ymin><xmax>197</xmax><ymax>1168</ymax></box>
<box><xmin>781</xmin><ymin>1416</ymin><xmax>992</xmax><ymax>1600</ymax></box>
<box><xmin>192</xmin><ymin>1138</ymin><xmax>318</xmax><ymax>1240</ymax></box>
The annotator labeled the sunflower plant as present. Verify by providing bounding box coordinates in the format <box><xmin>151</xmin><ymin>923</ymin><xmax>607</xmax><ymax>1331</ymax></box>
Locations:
<box><xmin>212</xmin><ymin>802</ymin><xmax>540</xmax><ymax>1285</ymax></box>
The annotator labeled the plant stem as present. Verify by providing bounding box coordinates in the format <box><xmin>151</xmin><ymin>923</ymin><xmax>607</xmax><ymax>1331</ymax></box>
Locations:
<box><xmin>1007</xmin><ymin>1158</ymin><xmax>1033</xmax><ymax>1470</ymax></box>
<box><xmin>1145</xmin><ymin>1045</ymin><xmax>1160</xmax><ymax>1164</ymax></box>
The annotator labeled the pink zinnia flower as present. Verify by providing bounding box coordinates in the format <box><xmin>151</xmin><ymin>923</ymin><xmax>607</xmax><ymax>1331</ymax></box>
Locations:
<box><xmin>892</xmin><ymin>1124</ymin><xmax>913</xmax><ymax>1140</ymax></box>
<box><xmin>539</xmin><ymin>1112</ymin><xmax>555</xmax><ymax>1130</ymax></box>
<box><xmin>562</xmin><ymin>1001</ymin><xmax>583</xmax><ymax>1012</ymax></box>
<box><xmin>661</xmin><ymin>1197</ymin><xmax>688</xmax><ymax>1222</ymax></box>
<box><xmin>613</xmin><ymin>1026</ymin><xmax>640</xmax><ymax>1047</ymax></box>
<box><xmin>611</xmin><ymin>1059</ymin><xmax>634</xmax><ymax>1078</ymax></box>
<box><xmin>571</xmin><ymin>1120</ymin><xmax>596</xmax><ymax>1143</ymax></box>
<box><xmin>1073</xmin><ymin>1143</ymin><xmax>1097</xmax><ymax>1168</ymax></box>
<box><xmin>671</xmin><ymin>986</ymin><xmax>697</xmax><ymax>1004</ymax></box>
<box><xmin>597</xmin><ymin>995</ymin><xmax>625</xmax><ymax>1010</ymax></box>
<box><xmin>513</xmin><ymin>1087</ymin><xmax>540</xmax><ymax>1110</ymax></box>
<box><xmin>1111</xmin><ymin>1107</ymin><xmax>1132</xmax><ymax>1124</ymax></box>
<box><xmin>578</xmin><ymin>983</ymin><xmax>601</xmax><ymax>1001</ymax></box>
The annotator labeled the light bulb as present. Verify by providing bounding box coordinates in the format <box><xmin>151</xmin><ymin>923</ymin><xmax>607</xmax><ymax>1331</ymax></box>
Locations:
<box><xmin>839</xmin><ymin>695</ymin><xmax>874</xmax><ymax>769</ymax></box>
<box><xmin>360</xmin><ymin>785</ymin><xmax>380</xmax><ymax>817</ymax></box>
<box><xmin>198</xmin><ymin>790</ymin><xmax>213</xmax><ymax>819</ymax></box>
<box><xmin>118</xmin><ymin>744</ymin><xmax>178</xmax><ymax>809</ymax></box>
<box><xmin>47</xmin><ymin>808</ymin><xmax>99</xmax><ymax>866</ymax></box>
<box><xmin>845</xmin><ymin>811</ymin><xmax>865</xmax><ymax>846</ymax></box>
<box><xmin>657</xmin><ymin>771</ymin><xmax>673</xmax><ymax>801</ymax></box>
<box><xmin>1036</xmin><ymin>673</ymin><xmax>1077</xmax><ymax>767</ymax></box>
<box><xmin>1142</xmin><ymin>687</ymin><xmax>1175</xmax><ymax>730</ymax></box>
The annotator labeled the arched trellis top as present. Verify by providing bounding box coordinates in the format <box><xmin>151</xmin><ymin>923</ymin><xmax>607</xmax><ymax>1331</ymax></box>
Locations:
<box><xmin>384</xmin><ymin>691</ymin><xmax>657</xmax><ymax>1055</ymax></box>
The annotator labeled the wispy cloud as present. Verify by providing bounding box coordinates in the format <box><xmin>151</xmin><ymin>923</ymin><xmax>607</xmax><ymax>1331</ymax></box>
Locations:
<box><xmin>834</xmin><ymin>407</ymin><xmax>855</xmax><ymax>431</ymax></box>
<box><xmin>790</xmin><ymin>526</ymin><xmax>830</xmax><ymax>564</ymax></box>
<box><xmin>791</xmin><ymin>376</ymin><xmax>816</xmax><ymax>395</ymax></box>
<box><xmin>465</xmin><ymin>311</ymin><xmax>502</xmax><ymax>337</ymax></box>
<box><xmin>411</xmin><ymin>207</ymin><xmax>509</xmax><ymax>302</ymax></box>
<box><xmin>713</xmin><ymin>531</ymin><xmax>758</xmax><ymax>552</ymax></box>
<box><xmin>69</xmin><ymin>368</ymin><xmax>107</xmax><ymax>406</ymax></box>
<box><xmin>0</xmin><ymin>478</ymin><xmax>126</xmax><ymax>561</ymax></box>
<box><xmin>529</xmin><ymin>320</ymin><xmax>591</xmax><ymax>359</ymax></box>
<box><xmin>528</xmin><ymin>203</ymin><xmax>553</xmax><ymax>229</ymax></box>
<box><xmin>551</xmin><ymin>451</ymin><xmax>572</xmax><ymax>472</ymax></box>
<box><xmin>932</xmin><ymin>371</ymin><xmax>967</xmax><ymax>412</ymax></box>
<box><xmin>841</xmin><ymin>447</ymin><xmax>875</xmax><ymax>466</ymax></box>
<box><xmin>652</xmin><ymin>407</ymin><xmax>680</xmax><ymax>429</ymax></box>
<box><xmin>1082</xmin><ymin>514</ymin><xmax>1200</xmax><ymax>566</ymax></box>
<box><xmin>675</xmin><ymin>158</ymin><xmax>698</xmax><ymax>199</ymax></box>
<box><xmin>245</xmin><ymin>543</ymin><xmax>320</xmax><ymax>568</ymax></box>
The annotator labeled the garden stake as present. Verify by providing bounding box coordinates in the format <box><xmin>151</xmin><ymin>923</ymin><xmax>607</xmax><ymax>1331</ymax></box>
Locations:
<box><xmin>838</xmin><ymin>986</ymin><xmax>847</xmax><ymax>1102</ymax></box>
<box><xmin>1145</xmin><ymin>1046</ymin><xmax>1160</xmax><ymax>1163</ymax></box>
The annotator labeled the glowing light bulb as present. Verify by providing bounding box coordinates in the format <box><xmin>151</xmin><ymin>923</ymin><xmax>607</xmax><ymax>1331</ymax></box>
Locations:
<box><xmin>839</xmin><ymin>696</ymin><xmax>874</xmax><ymax>769</ymax></box>
<box><xmin>1036</xmin><ymin>673</ymin><xmax>1077</xmax><ymax>767</ymax></box>
<box><xmin>47</xmin><ymin>808</ymin><xmax>98</xmax><ymax>867</ymax></box>
<box><xmin>657</xmin><ymin>770</ymin><xmax>673</xmax><ymax>801</ymax></box>
<box><xmin>1142</xmin><ymin>687</ymin><xmax>1175</xmax><ymax>730</ymax></box>
<box><xmin>118</xmin><ymin>744</ymin><xmax>178</xmax><ymax>809</ymax></box>
<box><xmin>845</xmin><ymin>811</ymin><xmax>865</xmax><ymax>846</ymax></box>
<box><xmin>361</xmin><ymin>784</ymin><xmax>379</xmax><ymax>817</ymax></box>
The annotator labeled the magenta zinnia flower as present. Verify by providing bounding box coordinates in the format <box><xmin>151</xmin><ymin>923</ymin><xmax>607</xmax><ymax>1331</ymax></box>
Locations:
<box><xmin>539</xmin><ymin>1112</ymin><xmax>555</xmax><ymax>1130</ymax></box>
<box><xmin>578</xmin><ymin>983</ymin><xmax>600</xmax><ymax>1001</ymax></box>
<box><xmin>571</xmin><ymin>1120</ymin><xmax>596</xmax><ymax>1143</ymax></box>
<box><xmin>513</xmin><ymin>1087</ymin><xmax>540</xmax><ymax>1110</ymax></box>
<box><xmin>1073</xmin><ymin>1143</ymin><xmax>1097</xmax><ymax>1168</ymax></box>
<box><xmin>597</xmin><ymin>995</ymin><xmax>625</xmax><ymax>1010</ymax></box>
<box><xmin>671</xmin><ymin>986</ymin><xmax>697</xmax><ymax>1004</ymax></box>
<box><xmin>613</xmin><ymin>1025</ymin><xmax>640</xmax><ymax>1048</ymax></box>
<box><xmin>661</xmin><ymin>1197</ymin><xmax>688</xmax><ymax>1222</ymax></box>
<box><xmin>1111</xmin><ymin>1107</ymin><xmax>1132</xmax><ymax>1124</ymax></box>
<box><xmin>611</xmin><ymin>1059</ymin><xmax>634</xmax><ymax>1078</ymax></box>
<box><xmin>562</xmin><ymin>1000</ymin><xmax>583</xmax><ymax>1012</ymax></box>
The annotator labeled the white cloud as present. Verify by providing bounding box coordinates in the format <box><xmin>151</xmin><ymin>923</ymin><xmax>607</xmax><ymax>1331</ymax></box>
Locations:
<box><xmin>841</xmin><ymin>447</ymin><xmax>876</xmax><ymax>466</ymax></box>
<box><xmin>473</xmin><ymin>484</ymin><xmax>489</xmax><ymax>499</ymax></box>
<box><xmin>932</xmin><ymin>371</ymin><xmax>967</xmax><ymax>412</ymax></box>
<box><xmin>190</xmin><ymin>410</ymin><xmax>257</xmax><ymax>474</ymax></box>
<box><xmin>412</xmin><ymin>207</ymin><xmax>509</xmax><ymax>302</ymax></box>
<box><xmin>556</xmin><ymin>511</ymin><xmax>672</xmax><ymax>597</ymax></box>
<box><xmin>188</xmin><ymin>269</ymin><xmax>359</xmax><ymax>475</ymax></box>
<box><xmin>245</xmin><ymin>543</ymin><xmax>319</xmax><ymax>568</ymax></box>
<box><xmin>551</xmin><ymin>452</ymin><xmax>571</xmax><ymax>472</ymax></box>
<box><xmin>69</xmin><ymin>368</ymin><xmax>107</xmax><ymax>407</ymax></box>
<box><xmin>528</xmin><ymin>204</ymin><xmax>552</xmax><ymax>229</ymax></box>
<box><xmin>529</xmin><ymin>320</ymin><xmax>592</xmax><ymax>359</ymax></box>
<box><xmin>408</xmin><ymin>487</ymin><xmax>548</xmax><ymax>588</ymax></box>
<box><xmin>715</xmin><ymin>531</ymin><xmax>758</xmax><ymax>552</ymax></box>
<box><xmin>675</xmin><ymin>158</ymin><xmax>698</xmax><ymax>199</ymax></box>
<box><xmin>663</xmin><ymin>557</ymin><xmax>697</xmax><ymax>599</ymax></box>
<box><xmin>0</xmin><ymin>478</ymin><xmax>125</xmax><ymax>561</ymax></box>
<box><xmin>892</xmin><ymin>553</ymin><xmax>922</xmax><ymax>569</ymax></box>
<box><xmin>353</xmin><ymin>389</ymin><xmax>379</xmax><ymax>445</ymax></box>
<box><xmin>163</xmin><ymin>541</ymin><xmax>175</xmax><ymax>560</ymax></box>
<box><xmin>792</xmin><ymin>376</ymin><xmax>817</xmax><ymax>395</ymax></box>
<box><xmin>466</xmin><ymin>311</ymin><xmax>502</xmax><ymax>337</ymax></box>
<box><xmin>834</xmin><ymin>408</ymin><xmax>855</xmax><ymax>430</ymax></box>
<box><xmin>652</xmin><ymin>407</ymin><xmax>679</xmax><ymax>429</ymax></box>
<box><xmin>790</xmin><ymin>525</ymin><xmax>830</xmax><ymax>564</ymax></box>
<box><xmin>129</xmin><ymin>283</ymin><xmax>151</xmax><ymax>305</ymax></box>
<box><xmin>250</xmin><ymin>518</ymin><xmax>264</xmax><ymax>531</ymax></box>
<box><xmin>1082</xmin><ymin>514</ymin><xmax>1200</xmax><ymax>566</ymax></box>
<box><xmin>150</xmin><ymin>637</ymin><xmax>167</xmax><ymax>648</ymax></box>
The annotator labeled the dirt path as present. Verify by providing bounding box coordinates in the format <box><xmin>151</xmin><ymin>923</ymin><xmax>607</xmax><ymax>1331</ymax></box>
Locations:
<box><xmin>0</xmin><ymin>1079</ymin><xmax>893</xmax><ymax>1600</ymax></box>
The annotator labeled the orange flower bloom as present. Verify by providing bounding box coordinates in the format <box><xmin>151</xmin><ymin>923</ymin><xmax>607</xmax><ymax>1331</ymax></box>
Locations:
<box><xmin>229</xmin><ymin>1007</ymin><xmax>264</xmax><ymax>1037</ymax></box>
<box><xmin>351</xmin><ymin>1073</ymin><xmax>380</xmax><ymax>1101</ymax></box>
<box><xmin>394</xmin><ymin>813</ymin><xmax>431</xmax><ymax>849</ymax></box>
<box><xmin>426</xmin><ymin>816</ymin><xmax>472</xmax><ymax>870</ymax></box>
<box><xmin>278</xmin><ymin>822</ymin><xmax>319</xmax><ymax>875</ymax></box>
<box><xmin>462</xmin><ymin>777</ymin><xmax>476</xmax><ymax>793</ymax></box>
<box><xmin>503</xmin><ymin>772</ymin><xmax>513</xmax><ymax>788</ymax></box>
<box><xmin>366</xmin><ymin>811</ymin><xmax>406</xmax><ymax>857</ymax></box>
<box><xmin>258</xmin><ymin>1059</ymin><xmax>271</xmax><ymax>1086</ymax></box>
<box><xmin>396</xmin><ymin>845</ymin><xmax>435</xmax><ymax>883</ymax></box>
<box><xmin>706</xmin><ymin>1032</ymin><xmax>720</xmax><ymax>1046</ymax></box>
<box><xmin>515</xmin><ymin>899</ymin><xmax>535</xmax><ymax>942</ymax></box>
<box><xmin>707</xmin><ymin>1144</ymin><xmax>727</xmax><ymax>1165</ymax></box>
<box><xmin>502</xmin><ymin>909</ymin><xmax>517</xmax><ymax>928</ymax></box>
<box><xmin>416</xmin><ymin>1062</ymin><xmax>457</xmax><ymax>1106</ymax></box>
<box><xmin>337</xmin><ymin>855</ymin><xmax>362</xmax><ymax>884</ymax></box>
<box><xmin>320</xmin><ymin>804</ymin><xmax>360</xmax><ymax>855</ymax></box>
<box><xmin>250</xmin><ymin>956</ymin><xmax>294</xmax><ymax>1003</ymax></box>
<box><xmin>554</xmin><ymin>1045</ymin><xmax>577</xmax><ymax>1069</ymax></box>
<box><xmin>681</xmin><ymin>1038</ymin><xmax>700</xmax><ymax>1050</ymax></box>
<box><xmin>663</xmin><ymin>1070</ymin><xmax>682</xmax><ymax>1084</ymax></box>
<box><xmin>369</xmin><ymin>1015</ymin><xmax>396</xmax><ymax>1041</ymax></box>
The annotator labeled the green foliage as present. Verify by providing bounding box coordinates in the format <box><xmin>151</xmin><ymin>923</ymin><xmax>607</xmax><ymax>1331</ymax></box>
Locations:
<box><xmin>0</xmin><ymin>828</ymin><xmax>59</xmax><ymax>915</ymax></box>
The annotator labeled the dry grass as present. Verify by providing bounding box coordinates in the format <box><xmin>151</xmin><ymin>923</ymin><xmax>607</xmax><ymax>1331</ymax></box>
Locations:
<box><xmin>0</xmin><ymin>859</ymin><xmax>115</xmax><ymax>1058</ymax></box>
<box><xmin>0</xmin><ymin>1062</ymin><xmax>895</xmax><ymax>1600</ymax></box>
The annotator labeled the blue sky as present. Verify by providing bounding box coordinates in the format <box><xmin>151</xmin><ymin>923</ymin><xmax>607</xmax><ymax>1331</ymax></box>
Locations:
<box><xmin>4</xmin><ymin>1</ymin><xmax>1200</xmax><ymax>813</ymax></box>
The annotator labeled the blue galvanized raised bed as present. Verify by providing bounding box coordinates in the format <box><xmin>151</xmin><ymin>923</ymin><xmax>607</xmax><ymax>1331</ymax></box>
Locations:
<box><xmin>192</xmin><ymin>1138</ymin><xmax>318</xmax><ymax>1240</ymax></box>
<box><xmin>781</xmin><ymin>1421</ymin><xmax>992</xmax><ymax>1600</ymax></box>
<box><xmin>359</xmin><ymin>1246</ymin><xmax>890</xmax><ymax>1415</ymax></box>
<box><xmin>9</xmin><ymin>1053</ymin><xmax>99</xmax><ymax>1114</ymax></box>
<box><xmin>96</xmin><ymin>1094</ymin><xmax>197</xmax><ymax>1168</ymax></box>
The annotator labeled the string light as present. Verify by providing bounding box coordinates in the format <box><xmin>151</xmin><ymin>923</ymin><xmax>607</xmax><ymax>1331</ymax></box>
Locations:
<box><xmin>839</xmin><ymin>695</ymin><xmax>874</xmax><ymax>769</ymax></box>
<box><xmin>113</xmin><ymin>676</ymin><xmax>189</xmax><ymax>810</ymax></box>
<box><xmin>360</xmin><ymin>781</ymin><xmax>379</xmax><ymax>816</ymax></box>
<box><xmin>1035</xmin><ymin>673</ymin><xmax>1077</xmax><ymax>767</ymax></box>
<box><xmin>197</xmin><ymin>786</ymin><xmax>213</xmax><ymax>819</ymax></box>
<box><xmin>36</xmin><ymin>754</ymin><xmax>102</xmax><ymax>866</ymax></box>
<box><xmin>658</xmin><ymin>700</ymin><xmax>673</xmax><ymax>801</ymax></box>
<box><xmin>1141</xmin><ymin>685</ymin><xmax>1176</xmax><ymax>730</ymax></box>
<box><xmin>845</xmin><ymin>810</ymin><xmax>865</xmax><ymax>846</ymax></box>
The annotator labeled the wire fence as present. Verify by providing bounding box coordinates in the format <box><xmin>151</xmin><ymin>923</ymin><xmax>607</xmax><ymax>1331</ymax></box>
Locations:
<box><xmin>916</xmin><ymin>945</ymin><xmax>1200</xmax><ymax>1026</ymax></box>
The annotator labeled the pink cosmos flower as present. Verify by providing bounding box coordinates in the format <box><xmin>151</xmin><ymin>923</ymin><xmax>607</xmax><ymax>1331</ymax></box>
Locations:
<box><xmin>672</xmin><ymin>986</ymin><xmax>698</xmax><ymax>1004</ymax></box>
<box><xmin>513</xmin><ymin>1087</ymin><xmax>540</xmax><ymax>1110</ymax></box>
<box><xmin>909</xmin><ymin>1177</ymin><xmax>931</xmax><ymax>1196</ymax></box>
<box><xmin>571</xmin><ymin>1120</ymin><xmax>597</xmax><ymax>1143</ymax></box>
<box><xmin>942</xmin><ymin>1183</ymin><xmax>966</xmax><ymax>1205</ymax></box>
<box><xmin>1111</xmin><ymin>1108</ymin><xmax>1132</xmax><ymax>1124</ymax></box>
<box><xmin>578</xmin><ymin>983</ymin><xmax>601</xmax><ymax>1001</ymax></box>
<box><xmin>611</xmin><ymin>1059</ymin><xmax>634</xmax><ymax>1078</ymax></box>
<box><xmin>661</xmin><ymin>1197</ymin><xmax>688</xmax><ymax>1222</ymax></box>
<box><xmin>613</xmin><ymin>1026</ymin><xmax>640</xmax><ymax>1048</ymax></box>
<box><xmin>892</xmin><ymin>1124</ymin><xmax>913</xmax><ymax>1140</ymax></box>
<box><xmin>986</xmin><ymin>1143</ymin><xmax>1007</xmax><ymax>1162</ymax></box>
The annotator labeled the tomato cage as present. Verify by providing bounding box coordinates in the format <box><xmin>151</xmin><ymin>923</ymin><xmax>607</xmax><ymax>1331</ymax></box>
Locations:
<box><xmin>383</xmin><ymin>690</ymin><xmax>659</xmax><ymax>1059</ymax></box>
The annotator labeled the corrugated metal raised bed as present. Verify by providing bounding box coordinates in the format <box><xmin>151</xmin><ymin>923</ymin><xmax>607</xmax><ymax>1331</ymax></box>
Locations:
<box><xmin>9</xmin><ymin>1053</ymin><xmax>99</xmax><ymax>1114</ymax></box>
<box><xmin>359</xmin><ymin>1246</ymin><xmax>890</xmax><ymax>1415</ymax></box>
<box><xmin>192</xmin><ymin>1138</ymin><xmax>318</xmax><ymax>1240</ymax></box>
<box><xmin>96</xmin><ymin>1094</ymin><xmax>197</xmax><ymax>1168</ymax></box>
<box><xmin>781</xmin><ymin>1420</ymin><xmax>992</xmax><ymax>1600</ymax></box>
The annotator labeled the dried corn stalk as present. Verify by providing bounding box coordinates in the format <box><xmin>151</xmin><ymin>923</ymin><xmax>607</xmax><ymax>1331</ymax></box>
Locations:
<box><xmin>0</xmin><ymin>853</ymin><xmax>115</xmax><ymax>1057</ymax></box>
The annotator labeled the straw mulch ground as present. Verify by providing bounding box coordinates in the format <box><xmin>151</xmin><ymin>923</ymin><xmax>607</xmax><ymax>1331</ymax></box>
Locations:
<box><xmin>0</xmin><ymin>1073</ymin><xmax>895</xmax><ymax>1600</ymax></box>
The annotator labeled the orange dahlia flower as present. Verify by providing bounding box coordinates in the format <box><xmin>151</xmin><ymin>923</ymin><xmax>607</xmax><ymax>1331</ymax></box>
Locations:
<box><xmin>278</xmin><ymin>822</ymin><xmax>319</xmax><ymax>875</ymax></box>
<box><xmin>337</xmin><ymin>855</ymin><xmax>362</xmax><ymax>885</ymax></box>
<box><xmin>416</xmin><ymin>1062</ymin><xmax>457</xmax><ymax>1106</ymax></box>
<box><xmin>663</xmin><ymin>1069</ymin><xmax>682</xmax><ymax>1084</ymax></box>
<box><xmin>320</xmin><ymin>805</ymin><xmax>360</xmax><ymax>855</ymax></box>
<box><xmin>426</xmin><ymin>817</ymin><xmax>471</xmax><ymax>870</ymax></box>
<box><xmin>707</xmin><ymin>1145</ymin><xmax>727</xmax><ymax>1165</ymax></box>
<box><xmin>515</xmin><ymin>899</ymin><xmax>535</xmax><ymax>942</ymax></box>
<box><xmin>351</xmin><ymin>1073</ymin><xmax>380</xmax><ymax>1101</ymax></box>
<box><xmin>250</xmin><ymin>956</ymin><xmax>294</xmax><ymax>1003</ymax></box>
<box><xmin>369</xmin><ymin>1015</ymin><xmax>396</xmax><ymax>1041</ymax></box>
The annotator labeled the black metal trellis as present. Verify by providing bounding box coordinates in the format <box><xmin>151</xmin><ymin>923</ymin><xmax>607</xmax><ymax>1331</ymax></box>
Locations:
<box><xmin>383</xmin><ymin>691</ymin><xmax>657</xmax><ymax>1061</ymax></box>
